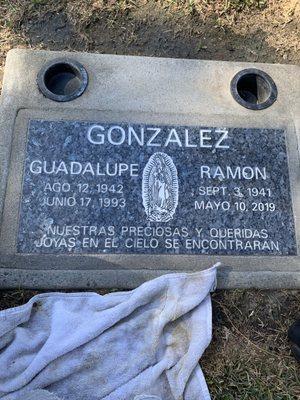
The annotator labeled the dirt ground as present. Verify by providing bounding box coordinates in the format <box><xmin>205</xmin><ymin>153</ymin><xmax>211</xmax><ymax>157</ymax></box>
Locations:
<box><xmin>0</xmin><ymin>0</ymin><xmax>300</xmax><ymax>399</ymax></box>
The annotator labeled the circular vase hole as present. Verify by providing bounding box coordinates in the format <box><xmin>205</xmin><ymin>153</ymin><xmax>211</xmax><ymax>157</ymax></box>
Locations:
<box><xmin>37</xmin><ymin>58</ymin><xmax>88</xmax><ymax>102</ymax></box>
<box><xmin>230</xmin><ymin>68</ymin><xmax>277</xmax><ymax>110</ymax></box>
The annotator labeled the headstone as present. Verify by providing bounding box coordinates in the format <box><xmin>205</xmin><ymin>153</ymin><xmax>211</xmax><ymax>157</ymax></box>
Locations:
<box><xmin>0</xmin><ymin>49</ymin><xmax>299</xmax><ymax>288</ymax></box>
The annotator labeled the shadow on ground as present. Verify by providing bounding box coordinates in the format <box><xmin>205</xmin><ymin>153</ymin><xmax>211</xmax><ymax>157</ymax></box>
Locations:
<box><xmin>23</xmin><ymin>8</ymin><xmax>274</xmax><ymax>62</ymax></box>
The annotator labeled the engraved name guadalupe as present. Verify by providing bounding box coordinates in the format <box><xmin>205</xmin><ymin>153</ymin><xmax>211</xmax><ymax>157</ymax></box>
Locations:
<box><xmin>18</xmin><ymin>121</ymin><xmax>296</xmax><ymax>255</ymax></box>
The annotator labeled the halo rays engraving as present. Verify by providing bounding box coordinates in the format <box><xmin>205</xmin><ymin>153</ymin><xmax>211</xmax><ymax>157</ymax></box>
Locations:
<box><xmin>142</xmin><ymin>152</ymin><xmax>179</xmax><ymax>222</ymax></box>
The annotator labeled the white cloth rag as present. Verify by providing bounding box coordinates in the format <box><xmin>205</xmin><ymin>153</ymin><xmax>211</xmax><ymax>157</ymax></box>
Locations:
<box><xmin>0</xmin><ymin>266</ymin><xmax>217</xmax><ymax>400</ymax></box>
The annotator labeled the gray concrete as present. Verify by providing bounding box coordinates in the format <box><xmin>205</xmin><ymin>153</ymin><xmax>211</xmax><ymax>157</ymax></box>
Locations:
<box><xmin>0</xmin><ymin>49</ymin><xmax>299</xmax><ymax>289</ymax></box>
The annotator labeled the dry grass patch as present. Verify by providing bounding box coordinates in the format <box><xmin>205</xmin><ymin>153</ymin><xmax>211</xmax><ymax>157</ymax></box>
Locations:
<box><xmin>202</xmin><ymin>289</ymin><xmax>300</xmax><ymax>399</ymax></box>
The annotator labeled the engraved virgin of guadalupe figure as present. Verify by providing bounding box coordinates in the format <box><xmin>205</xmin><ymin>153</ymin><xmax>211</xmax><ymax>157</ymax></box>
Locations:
<box><xmin>142</xmin><ymin>152</ymin><xmax>178</xmax><ymax>222</ymax></box>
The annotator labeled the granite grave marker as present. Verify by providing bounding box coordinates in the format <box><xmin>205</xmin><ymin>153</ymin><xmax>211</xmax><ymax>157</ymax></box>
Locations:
<box><xmin>0</xmin><ymin>49</ymin><xmax>299</xmax><ymax>288</ymax></box>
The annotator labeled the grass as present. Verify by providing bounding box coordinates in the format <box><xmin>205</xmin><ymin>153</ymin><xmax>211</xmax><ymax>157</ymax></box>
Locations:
<box><xmin>203</xmin><ymin>290</ymin><xmax>300</xmax><ymax>399</ymax></box>
<box><xmin>168</xmin><ymin>0</ymin><xmax>268</xmax><ymax>13</ymax></box>
<box><xmin>0</xmin><ymin>1</ymin><xmax>298</xmax><ymax>70</ymax></box>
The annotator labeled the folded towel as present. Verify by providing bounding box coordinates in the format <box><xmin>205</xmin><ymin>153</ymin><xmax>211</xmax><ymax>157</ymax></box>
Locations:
<box><xmin>22</xmin><ymin>389</ymin><xmax>61</xmax><ymax>400</ymax></box>
<box><xmin>0</xmin><ymin>266</ymin><xmax>217</xmax><ymax>400</ymax></box>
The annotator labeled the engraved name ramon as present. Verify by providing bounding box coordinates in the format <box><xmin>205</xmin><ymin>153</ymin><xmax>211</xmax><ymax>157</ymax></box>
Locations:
<box><xmin>142</xmin><ymin>152</ymin><xmax>178</xmax><ymax>222</ymax></box>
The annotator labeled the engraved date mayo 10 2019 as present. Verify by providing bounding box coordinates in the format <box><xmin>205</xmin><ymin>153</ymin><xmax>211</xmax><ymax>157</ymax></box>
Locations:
<box><xmin>195</xmin><ymin>200</ymin><xmax>276</xmax><ymax>212</ymax></box>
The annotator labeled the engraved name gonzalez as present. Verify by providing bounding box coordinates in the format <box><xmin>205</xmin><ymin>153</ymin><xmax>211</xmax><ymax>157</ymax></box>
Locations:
<box><xmin>86</xmin><ymin>124</ymin><xmax>230</xmax><ymax>148</ymax></box>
